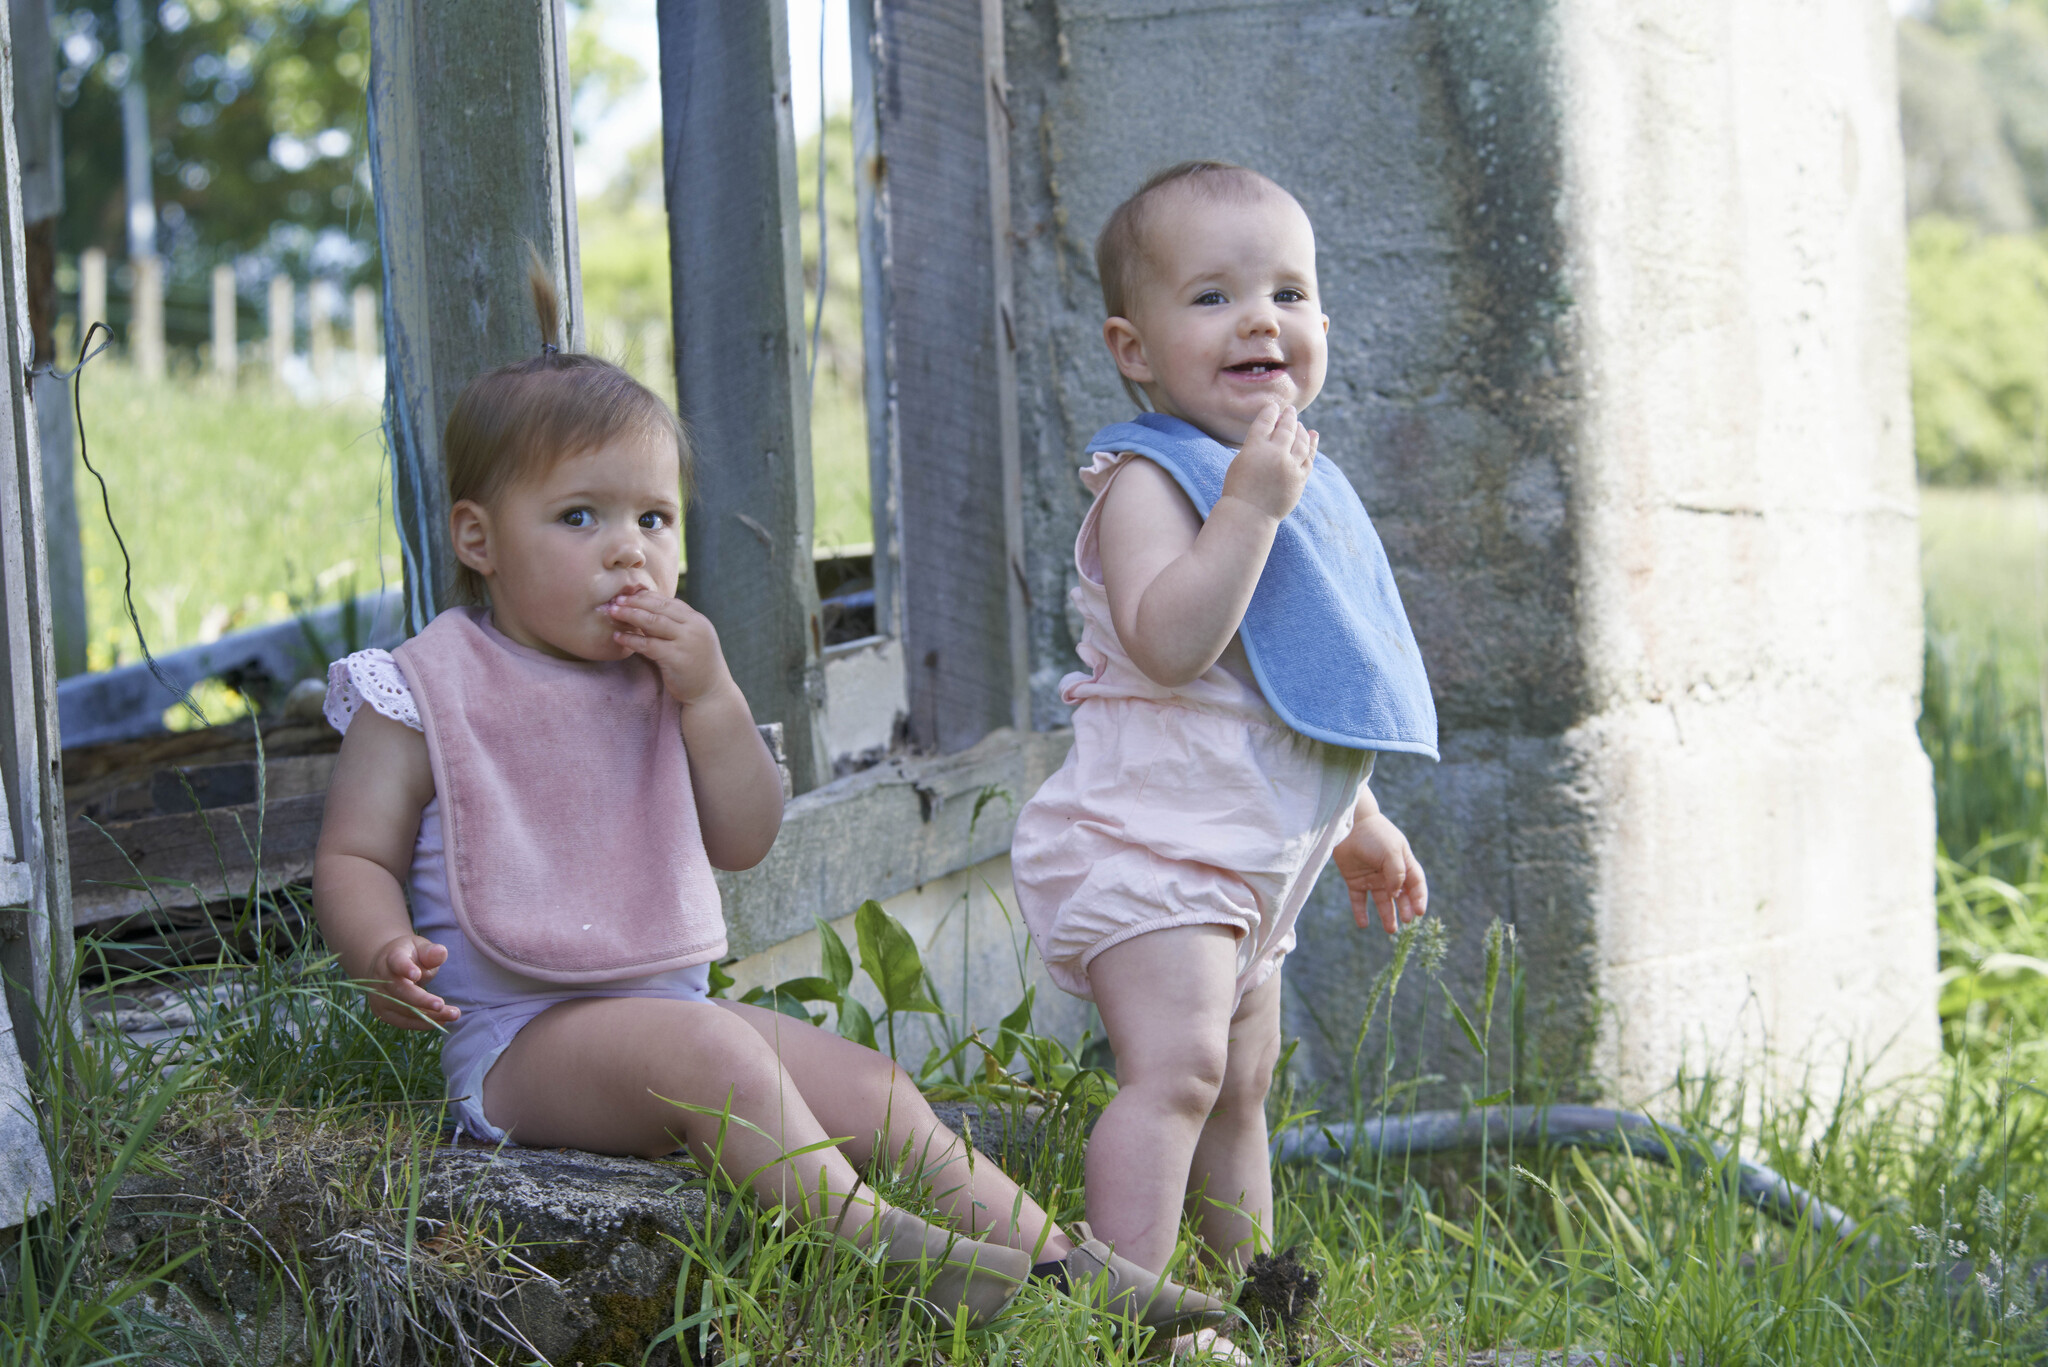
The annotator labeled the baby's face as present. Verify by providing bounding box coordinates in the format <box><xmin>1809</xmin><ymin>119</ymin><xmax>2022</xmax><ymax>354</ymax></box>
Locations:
<box><xmin>1106</xmin><ymin>190</ymin><xmax>1329</xmax><ymax>447</ymax></box>
<box><xmin>453</xmin><ymin>437</ymin><xmax>684</xmax><ymax>661</ymax></box>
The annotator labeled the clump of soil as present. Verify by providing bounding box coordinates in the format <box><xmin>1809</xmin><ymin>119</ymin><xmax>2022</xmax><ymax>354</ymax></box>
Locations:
<box><xmin>1236</xmin><ymin>1245</ymin><xmax>1320</xmax><ymax>1332</ymax></box>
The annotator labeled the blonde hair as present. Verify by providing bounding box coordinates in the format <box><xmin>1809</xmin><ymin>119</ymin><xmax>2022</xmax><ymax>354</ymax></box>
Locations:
<box><xmin>443</xmin><ymin>249</ymin><xmax>689</xmax><ymax>604</ymax></box>
<box><xmin>1094</xmin><ymin>161</ymin><xmax>1297</xmax><ymax>407</ymax></box>
<box><xmin>1094</xmin><ymin>160</ymin><xmax>1293</xmax><ymax>320</ymax></box>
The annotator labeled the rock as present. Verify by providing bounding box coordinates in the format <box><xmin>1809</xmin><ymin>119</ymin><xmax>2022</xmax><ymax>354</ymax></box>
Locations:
<box><xmin>105</xmin><ymin>1113</ymin><xmax>722</xmax><ymax>1366</ymax></box>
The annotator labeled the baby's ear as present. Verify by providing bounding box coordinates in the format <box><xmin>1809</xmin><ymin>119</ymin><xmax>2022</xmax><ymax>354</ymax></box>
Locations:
<box><xmin>450</xmin><ymin>499</ymin><xmax>494</xmax><ymax>576</ymax></box>
<box><xmin>1102</xmin><ymin>316</ymin><xmax>1153</xmax><ymax>385</ymax></box>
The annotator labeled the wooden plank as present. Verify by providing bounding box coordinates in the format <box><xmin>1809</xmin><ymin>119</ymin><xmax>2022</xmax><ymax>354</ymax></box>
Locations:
<box><xmin>717</xmin><ymin>725</ymin><xmax>1068</xmax><ymax>956</ymax></box>
<box><xmin>851</xmin><ymin>0</ymin><xmax>1025</xmax><ymax>755</ymax></box>
<box><xmin>0</xmin><ymin>0</ymin><xmax>61</xmax><ymax>1220</ymax></box>
<box><xmin>368</xmin><ymin>0</ymin><xmax>581</xmax><ymax>631</ymax></box>
<box><xmin>656</xmin><ymin>0</ymin><xmax>829</xmax><ymax>795</ymax></box>
<box><xmin>11</xmin><ymin>0</ymin><xmax>81</xmax><ymax>682</ymax></box>
<box><xmin>68</xmin><ymin>793</ymin><xmax>326</xmax><ymax>931</ymax></box>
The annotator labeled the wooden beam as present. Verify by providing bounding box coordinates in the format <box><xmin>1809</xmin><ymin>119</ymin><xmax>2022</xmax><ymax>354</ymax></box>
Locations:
<box><xmin>851</xmin><ymin>0</ymin><xmax>1025</xmax><ymax>755</ymax></box>
<box><xmin>656</xmin><ymin>0</ymin><xmax>830</xmax><ymax>793</ymax></box>
<box><xmin>368</xmin><ymin>0</ymin><xmax>581</xmax><ymax>631</ymax></box>
<box><xmin>0</xmin><ymin>0</ymin><xmax>63</xmax><ymax>1222</ymax></box>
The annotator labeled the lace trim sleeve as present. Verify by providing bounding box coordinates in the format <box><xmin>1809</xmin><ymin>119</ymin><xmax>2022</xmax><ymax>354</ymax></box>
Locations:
<box><xmin>1078</xmin><ymin>448</ymin><xmax>1137</xmax><ymax>496</ymax></box>
<box><xmin>324</xmin><ymin>650</ymin><xmax>422</xmax><ymax>734</ymax></box>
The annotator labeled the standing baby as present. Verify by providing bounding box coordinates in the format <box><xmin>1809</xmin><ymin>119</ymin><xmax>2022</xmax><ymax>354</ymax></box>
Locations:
<box><xmin>1013</xmin><ymin>162</ymin><xmax>1441</xmax><ymax>1287</ymax></box>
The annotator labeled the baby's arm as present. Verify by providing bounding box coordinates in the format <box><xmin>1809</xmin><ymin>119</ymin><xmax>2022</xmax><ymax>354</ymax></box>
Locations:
<box><xmin>604</xmin><ymin>589</ymin><xmax>784</xmax><ymax>870</ymax></box>
<box><xmin>312</xmin><ymin>707</ymin><xmax>458</xmax><ymax>1030</ymax></box>
<box><xmin>1332</xmin><ymin>783</ymin><xmax>1429</xmax><ymax>935</ymax></box>
<box><xmin>1098</xmin><ymin>400</ymin><xmax>1317</xmax><ymax>686</ymax></box>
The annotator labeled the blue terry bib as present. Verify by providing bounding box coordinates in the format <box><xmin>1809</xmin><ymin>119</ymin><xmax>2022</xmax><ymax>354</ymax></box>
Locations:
<box><xmin>1085</xmin><ymin>412</ymin><xmax>1439</xmax><ymax>759</ymax></box>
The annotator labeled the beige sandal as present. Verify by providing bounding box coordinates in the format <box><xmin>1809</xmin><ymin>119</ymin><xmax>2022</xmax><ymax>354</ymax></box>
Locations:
<box><xmin>1058</xmin><ymin>1222</ymin><xmax>1232</xmax><ymax>1335</ymax></box>
<box><xmin>865</xmin><ymin>1205</ymin><xmax>1032</xmax><ymax>1331</ymax></box>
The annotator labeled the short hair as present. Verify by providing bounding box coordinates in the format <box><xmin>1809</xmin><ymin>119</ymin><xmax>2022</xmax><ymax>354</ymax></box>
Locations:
<box><xmin>442</xmin><ymin>250</ymin><xmax>690</xmax><ymax>604</ymax></box>
<box><xmin>1094</xmin><ymin>160</ymin><xmax>1294</xmax><ymax>320</ymax></box>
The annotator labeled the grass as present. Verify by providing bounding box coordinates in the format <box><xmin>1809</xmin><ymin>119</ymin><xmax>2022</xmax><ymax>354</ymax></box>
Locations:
<box><xmin>65</xmin><ymin>358</ymin><xmax>397</xmax><ymax>675</ymax></box>
<box><xmin>10</xmin><ymin>876</ymin><xmax>2047</xmax><ymax>1364</ymax></box>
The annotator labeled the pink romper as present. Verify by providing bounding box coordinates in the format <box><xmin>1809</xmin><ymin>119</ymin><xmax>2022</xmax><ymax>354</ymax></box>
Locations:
<box><xmin>1011</xmin><ymin>451</ymin><xmax>1373</xmax><ymax>1006</ymax></box>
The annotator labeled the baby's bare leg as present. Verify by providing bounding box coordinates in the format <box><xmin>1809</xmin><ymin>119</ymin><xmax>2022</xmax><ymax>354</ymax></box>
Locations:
<box><xmin>718</xmin><ymin>1001</ymin><xmax>1073</xmax><ymax>1260</ymax></box>
<box><xmin>1084</xmin><ymin>924</ymin><xmax>1240</xmax><ymax>1274</ymax></box>
<box><xmin>1185</xmin><ymin>970</ymin><xmax>1282</xmax><ymax>1269</ymax></box>
<box><xmin>481</xmin><ymin>997</ymin><xmax>873</xmax><ymax>1224</ymax></box>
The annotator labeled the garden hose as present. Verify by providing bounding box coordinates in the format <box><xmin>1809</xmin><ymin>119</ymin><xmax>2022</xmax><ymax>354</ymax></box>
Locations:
<box><xmin>1272</xmin><ymin>1105</ymin><xmax>1867</xmax><ymax>1246</ymax></box>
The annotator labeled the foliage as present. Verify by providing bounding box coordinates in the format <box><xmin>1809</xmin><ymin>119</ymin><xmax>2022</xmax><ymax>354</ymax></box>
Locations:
<box><xmin>57</xmin><ymin>0</ymin><xmax>376</xmax><ymax>315</ymax></box>
<box><xmin>1910</xmin><ymin>218</ymin><xmax>2048</xmax><ymax>484</ymax></box>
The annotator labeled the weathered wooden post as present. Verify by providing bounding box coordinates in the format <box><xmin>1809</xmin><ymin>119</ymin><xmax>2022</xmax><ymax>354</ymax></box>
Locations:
<box><xmin>850</xmin><ymin>0</ymin><xmax>1025</xmax><ymax>752</ymax></box>
<box><xmin>0</xmin><ymin>0</ymin><xmax>70</xmax><ymax>1223</ymax></box>
<box><xmin>369</xmin><ymin>0</ymin><xmax>581</xmax><ymax>632</ymax></box>
<box><xmin>12</xmin><ymin>0</ymin><xmax>83</xmax><ymax>680</ymax></box>
<box><xmin>351</xmin><ymin>283</ymin><xmax>376</xmax><ymax>390</ymax></box>
<box><xmin>656</xmin><ymin>0</ymin><xmax>830</xmax><ymax>792</ymax></box>
<box><xmin>130</xmin><ymin>253</ymin><xmax>163</xmax><ymax>380</ymax></box>
<box><xmin>266</xmin><ymin>272</ymin><xmax>292</xmax><ymax>387</ymax></box>
<box><xmin>79</xmin><ymin>247</ymin><xmax>105</xmax><ymax>335</ymax></box>
<box><xmin>211</xmin><ymin>264</ymin><xmax>236</xmax><ymax>385</ymax></box>
<box><xmin>309</xmin><ymin>278</ymin><xmax>336</xmax><ymax>382</ymax></box>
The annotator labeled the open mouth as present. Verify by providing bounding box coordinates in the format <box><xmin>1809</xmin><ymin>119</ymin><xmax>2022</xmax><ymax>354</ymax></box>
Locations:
<box><xmin>1226</xmin><ymin>361</ymin><xmax>1286</xmax><ymax>376</ymax></box>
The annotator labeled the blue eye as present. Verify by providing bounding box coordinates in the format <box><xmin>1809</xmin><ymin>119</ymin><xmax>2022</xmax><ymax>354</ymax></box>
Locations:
<box><xmin>1276</xmin><ymin>287</ymin><xmax>1308</xmax><ymax>304</ymax></box>
<box><xmin>639</xmin><ymin>511</ymin><xmax>670</xmax><ymax>531</ymax></box>
<box><xmin>561</xmin><ymin>508</ymin><xmax>594</xmax><ymax>528</ymax></box>
<box><xmin>1193</xmin><ymin>289</ymin><xmax>1226</xmax><ymax>306</ymax></box>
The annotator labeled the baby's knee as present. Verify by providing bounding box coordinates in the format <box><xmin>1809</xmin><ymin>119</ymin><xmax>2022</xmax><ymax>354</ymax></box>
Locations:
<box><xmin>1124</xmin><ymin>1040</ymin><xmax>1230</xmax><ymax>1120</ymax></box>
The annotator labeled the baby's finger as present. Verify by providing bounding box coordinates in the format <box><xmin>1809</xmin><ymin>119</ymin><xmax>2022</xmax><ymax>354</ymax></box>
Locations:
<box><xmin>1251</xmin><ymin>398</ymin><xmax>1286</xmax><ymax>444</ymax></box>
<box><xmin>1402</xmin><ymin>858</ymin><xmax>1429</xmax><ymax>922</ymax></box>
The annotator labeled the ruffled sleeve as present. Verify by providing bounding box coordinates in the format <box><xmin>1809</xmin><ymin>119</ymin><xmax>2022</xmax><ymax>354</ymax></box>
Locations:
<box><xmin>324</xmin><ymin>649</ymin><xmax>422</xmax><ymax>734</ymax></box>
<box><xmin>1078</xmin><ymin>447</ymin><xmax>1139</xmax><ymax>497</ymax></box>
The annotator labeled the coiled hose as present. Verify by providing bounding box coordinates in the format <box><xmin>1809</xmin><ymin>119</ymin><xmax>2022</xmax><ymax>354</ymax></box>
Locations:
<box><xmin>1272</xmin><ymin>1104</ymin><xmax>1866</xmax><ymax>1246</ymax></box>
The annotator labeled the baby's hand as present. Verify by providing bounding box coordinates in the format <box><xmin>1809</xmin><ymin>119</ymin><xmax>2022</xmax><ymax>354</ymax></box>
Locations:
<box><xmin>1219</xmin><ymin>400</ymin><xmax>1317</xmax><ymax>523</ymax></box>
<box><xmin>366</xmin><ymin>933</ymin><xmax>459</xmax><ymax>1031</ymax></box>
<box><xmin>1333</xmin><ymin>813</ymin><xmax>1429</xmax><ymax>935</ymax></box>
<box><xmin>605</xmin><ymin>588</ymin><xmax>735</xmax><ymax>705</ymax></box>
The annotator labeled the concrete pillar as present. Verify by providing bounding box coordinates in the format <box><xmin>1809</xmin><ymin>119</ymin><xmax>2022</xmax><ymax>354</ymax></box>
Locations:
<box><xmin>1001</xmin><ymin>0</ymin><xmax>1936</xmax><ymax>1103</ymax></box>
<box><xmin>351</xmin><ymin>284</ymin><xmax>377</xmax><ymax>390</ymax></box>
<box><xmin>309</xmin><ymin>279</ymin><xmax>336</xmax><ymax>382</ymax></box>
<box><xmin>211</xmin><ymin>265</ymin><xmax>236</xmax><ymax>385</ymax></box>
<box><xmin>129</xmin><ymin>254</ymin><xmax>163</xmax><ymax>381</ymax></box>
<box><xmin>267</xmin><ymin>273</ymin><xmax>293</xmax><ymax>387</ymax></box>
<box><xmin>79</xmin><ymin>247</ymin><xmax>105</xmax><ymax>336</ymax></box>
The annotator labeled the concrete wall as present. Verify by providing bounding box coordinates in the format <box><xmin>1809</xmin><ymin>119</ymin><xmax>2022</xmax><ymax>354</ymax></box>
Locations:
<box><xmin>1000</xmin><ymin>0</ymin><xmax>1937</xmax><ymax>1104</ymax></box>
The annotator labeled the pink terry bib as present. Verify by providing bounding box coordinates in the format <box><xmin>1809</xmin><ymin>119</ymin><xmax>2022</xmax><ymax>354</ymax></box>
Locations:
<box><xmin>393</xmin><ymin>606</ymin><xmax>727</xmax><ymax>984</ymax></box>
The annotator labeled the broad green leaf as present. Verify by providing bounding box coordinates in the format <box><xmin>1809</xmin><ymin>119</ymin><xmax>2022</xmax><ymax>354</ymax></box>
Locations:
<box><xmin>817</xmin><ymin>916</ymin><xmax>855</xmax><ymax>993</ymax></box>
<box><xmin>837</xmin><ymin>996</ymin><xmax>878</xmax><ymax>1049</ymax></box>
<box><xmin>774</xmin><ymin>976</ymin><xmax>843</xmax><ymax>1004</ymax></box>
<box><xmin>855</xmin><ymin>899</ymin><xmax>943</xmax><ymax>1014</ymax></box>
<box><xmin>999</xmin><ymin>986</ymin><xmax>1036</xmax><ymax>1035</ymax></box>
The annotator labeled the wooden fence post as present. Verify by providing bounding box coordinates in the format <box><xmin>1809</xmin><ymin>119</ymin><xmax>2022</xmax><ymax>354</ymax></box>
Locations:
<box><xmin>266</xmin><ymin>273</ymin><xmax>292</xmax><ymax>387</ymax></box>
<box><xmin>0</xmin><ymin>0</ymin><xmax>69</xmax><ymax>1224</ymax></box>
<box><xmin>656</xmin><ymin>0</ymin><xmax>830</xmax><ymax>793</ymax></box>
<box><xmin>369</xmin><ymin>0</ymin><xmax>581</xmax><ymax>632</ymax></box>
<box><xmin>79</xmin><ymin>246</ymin><xmax>104</xmax><ymax>333</ymax></box>
<box><xmin>309</xmin><ymin>279</ymin><xmax>335</xmax><ymax>382</ymax></box>
<box><xmin>131</xmin><ymin>253</ymin><xmax>163</xmax><ymax>380</ymax></box>
<box><xmin>211</xmin><ymin>264</ymin><xmax>236</xmax><ymax>384</ymax></box>
<box><xmin>351</xmin><ymin>284</ymin><xmax>376</xmax><ymax>391</ymax></box>
<box><xmin>850</xmin><ymin>0</ymin><xmax>1026</xmax><ymax>753</ymax></box>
